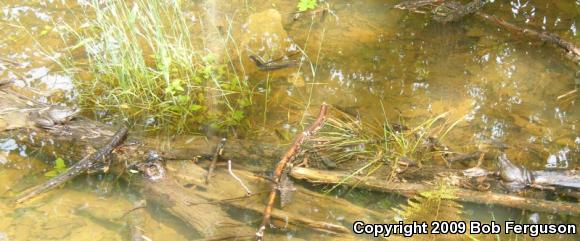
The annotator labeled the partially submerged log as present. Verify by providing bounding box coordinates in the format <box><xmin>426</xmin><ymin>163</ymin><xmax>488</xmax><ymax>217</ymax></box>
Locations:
<box><xmin>15</xmin><ymin>127</ymin><xmax>128</xmax><ymax>203</ymax></box>
<box><xmin>136</xmin><ymin>160</ymin><xmax>384</xmax><ymax>240</ymax></box>
<box><xmin>533</xmin><ymin>170</ymin><xmax>580</xmax><ymax>189</ymax></box>
<box><xmin>290</xmin><ymin>167</ymin><xmax>580</xmax><ymax>215</ymax></box>
<box><xmin>137</xmin><ymin>172</ymin><xmax>256</xmax><ymax>239</ymax></box>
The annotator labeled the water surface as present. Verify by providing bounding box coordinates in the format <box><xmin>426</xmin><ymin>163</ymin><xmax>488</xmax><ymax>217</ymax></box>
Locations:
<box><xmin>0</xmin><ymin>0</ymin><xmax>578</xmax><ymax>240</ymax></box>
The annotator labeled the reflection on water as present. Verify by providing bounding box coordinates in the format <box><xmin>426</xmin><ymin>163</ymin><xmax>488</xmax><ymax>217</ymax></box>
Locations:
<box><xmin>0</xmin><ymin>0</ymin><xmax>578</xmax><ymax>240</ymax></box>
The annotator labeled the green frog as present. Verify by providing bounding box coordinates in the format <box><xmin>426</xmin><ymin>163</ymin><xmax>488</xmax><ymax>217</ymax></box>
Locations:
<box><xmin>33</xmin><ymin>106</ymin><xmax>80</xmax><ymax>130</ymax></box>
<box><xmin>497</xmin><ymin>153</ymin><xmax>533</xmax><ymax>191</ymax></box>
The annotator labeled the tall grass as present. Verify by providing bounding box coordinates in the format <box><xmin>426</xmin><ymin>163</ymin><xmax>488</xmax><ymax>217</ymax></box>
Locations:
<box><xmin>63</xmin><ymin>0</ymin><xmax>251</xmax><ymax>133</ymax></box>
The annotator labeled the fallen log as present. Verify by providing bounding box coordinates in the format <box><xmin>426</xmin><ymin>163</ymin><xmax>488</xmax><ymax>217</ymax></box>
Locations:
<box><xmin>533</xmin><ymin>170</ymin><xmax>580</xmax><ymax>189</ymax></box>
<box><xmin>150</xmin><ymin>160</ymin><xmax>384</xmax><ymax>240</ymax></box>
<box><xmin>15</xmin><ymin>126</ymin><xmax>128</xmax><ymax>203</ymax></box>
<box><xmin>137</xmin><ymin>173</ymin><xmax>256</xmax><ymax>239</ymax></box>
<box><xmin>290</xmin><ymin>167</ymin><xmax>580</xmax><ymax>215</ymax></box>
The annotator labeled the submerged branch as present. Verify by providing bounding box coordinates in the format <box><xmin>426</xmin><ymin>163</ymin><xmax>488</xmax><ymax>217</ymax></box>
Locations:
<box><xmin>395</xmin><ymin>0</ymin><xmax>580</xmax><ymax>63</ymax></box>
<box><xmin>15</xmin><ymin>127</ymin><xmax>128</xmax><ymax>204</ymax></box>
<box><xmin>473</xmin><ymin>12</ymin><xmax>580</xmax><ymax>63</ymax></box>
<box><xmin>256</xmin><ymin>103</ymin><xmax>329</xmax><ymax>241</ymax></box>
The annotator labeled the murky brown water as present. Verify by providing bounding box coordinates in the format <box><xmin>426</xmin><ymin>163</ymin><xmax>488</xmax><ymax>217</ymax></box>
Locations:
<box><xmin>0</xmin><ymin>0</ymin><xmax>578</xmax><ymax>240</ymax></box>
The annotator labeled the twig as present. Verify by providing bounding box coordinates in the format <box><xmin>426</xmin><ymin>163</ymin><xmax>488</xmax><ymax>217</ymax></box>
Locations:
<box><xmin>15</xmin><ymin>126</ymin><xmax>129</xmax><ymax>203</ymax></box>
<box><xmin>227</xmin><ymin>160</ymin><xmax>252</xmax><ymax>195</ymax></box>
<box><xmin>126</xmin><ymin>199</ymin><xmax>148</xmax><ymax>241</ymax></box>
<box><xmin>118</xmin><ymin>199</ymin><xmax>147</xmax><ymax>219</ymax></box>
<box><xmin>255</xmin><ymin>103</ymin><xmax>328</xmax><ymax>241</ymax></box>
<box><xmin>206</xmin><ymin>138</ymin><xmax>227</xmax><ymax>184</ymax></box>
<box><xmin>557</xmin><ymin>89</ymin><xmax>577</xmax><ymax>100</ymax></box>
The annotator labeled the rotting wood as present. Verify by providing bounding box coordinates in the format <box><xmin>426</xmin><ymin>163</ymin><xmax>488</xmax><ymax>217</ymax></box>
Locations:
<box><xmin>15</xmin><ymin>126</ymin><xmax>128</xmax><ymax>203</ymax></box>
<box><xmin>290</xmin><ymin>167</ymin><xmax>580</xmax><ymax>215</ymax></box>
<box><xmin>137</xmin><ymin>174</ymin><xmax>256</xmax><ymax>239</ymax></box>
<box><xmin>256</xmin><ymin>103</ymin><xmax>328</xmax><ymax>241</ymax></box>
<box><xmin>159</xmin><ymin>160</ymin><xmax>380</xmax><ymax>239</ymax></box>
<box><xmin>133</xmin><ymin>160</ymin><xmax>378</xmax><ymax>240</ymax></box>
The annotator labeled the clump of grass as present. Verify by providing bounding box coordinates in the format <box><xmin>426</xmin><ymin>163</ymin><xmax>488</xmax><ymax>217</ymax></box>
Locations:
<box><xmin>304</xmin><ymin>107</ymin><xmax>457</xmax><ymax>191</ymax></box>
<box><xmin>61</xmin><ymin>0</ymin><xmax>251</xmax><ymax>133</ymax></box>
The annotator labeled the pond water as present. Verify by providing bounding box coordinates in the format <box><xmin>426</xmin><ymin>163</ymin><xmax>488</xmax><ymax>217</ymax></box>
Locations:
<box><xmin>0</xmin><ymin>0</ymin><xmax>578</xmax><ymax>240</ymax></box>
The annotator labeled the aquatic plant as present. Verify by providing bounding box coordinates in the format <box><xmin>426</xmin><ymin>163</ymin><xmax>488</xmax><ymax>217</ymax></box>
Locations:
<box><xmin>44</xmin><ymin>157</ymin><xmax>67</xmax><ymax>177</ymax></box>
<box><xmin>394</xmin><ymin>181</ymin><xmax>462</xmax><ymax>221</ymax></box>
<box><xmin>60</xmin><ymin>0</ymin><xmax>252</xmax><ymax>133</ymax></box>
<box><xmin>393</xmin><ymin>181</ymin><xmax>475</xmax><ymax>241</ymax></box>
<box><xmin>305</xmin><ymin>106</ymin><xmax>456</xmax><ymax>192</ymax></box>
<box><xmin>297</xmin><ymin>0</ymin><xmax>319</xmax><ymax>11</ymax></box>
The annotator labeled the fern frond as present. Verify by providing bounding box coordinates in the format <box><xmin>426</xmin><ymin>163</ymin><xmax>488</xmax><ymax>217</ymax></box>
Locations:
<box><xmin>393</xmin><ymin>181</ymin><xmax>476</xmax><ymax>241</ymax></box>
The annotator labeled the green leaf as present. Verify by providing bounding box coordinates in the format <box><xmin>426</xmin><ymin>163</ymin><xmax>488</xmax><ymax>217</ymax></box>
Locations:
<box><xmin>165</xmin><ymin>79</ymin><xmax>185</xmax><ymax>95</ymax></box>
<box><xmin>44</xmin><ymin>170</ymin><xmax>58</xmax><ymax>177</ymax></box>
<box><xmin>297</xmin><ymin>0</ymin><xmax>318</xmax><ymax>11</ymax></box>
<box><xmin>176</xmin><ymin>95</ymin><xmax>189</xmax><ymax>104</ymax></box>
<box><xmin>237</xmin><ymin>97</ymin><xmax>251</xmax><ymax>107</ymax></box>
<box><xmin>231</xmin><ymin>110</ymin><xmax>244</xmax><ymax>121</ymax></box>
<box><xmin>45</xmin><ymin>157</ymin><xmax>68</xmax><ymax>177</ymax></box>
<box><xmin>189</xmin><ymin>104</ymin><xmax>202</xmax><ymax>112</ymax></box>
<box><xmin>54</xmin><ymin>157</ymin><xmax>67</xmax><ymax>170</ymax></box>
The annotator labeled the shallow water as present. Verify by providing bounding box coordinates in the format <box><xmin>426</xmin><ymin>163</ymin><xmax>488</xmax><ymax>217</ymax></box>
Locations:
<box><xmin>0</xmin><ymin>0</ymin><xmax>578</xmax><ymax>240</ymax></box>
